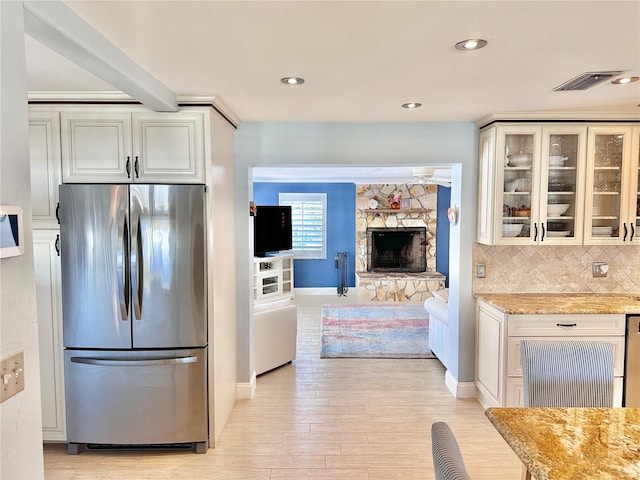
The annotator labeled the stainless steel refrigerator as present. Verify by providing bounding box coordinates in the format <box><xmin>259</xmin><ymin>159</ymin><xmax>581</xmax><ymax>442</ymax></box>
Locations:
<box><xmin>59</xmin><ymin>184</ymin><xmax>208</xmax><ymax>454</ymax></box>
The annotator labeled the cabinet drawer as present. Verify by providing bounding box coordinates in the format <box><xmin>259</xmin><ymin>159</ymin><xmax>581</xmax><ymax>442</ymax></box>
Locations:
<box><xmin>507</xmin><ymin>375</ymin><xmax>623</xmax><ymax>407</ymax></box>
<box><xmin>506</xmin><ymin>336</ymin><xmax>625</xmax><ymax>377</ymax></box>
<box><xmin>508</xmin><ymin>314</ymin><xmax>625</xmax><ymax>336</ymax></box>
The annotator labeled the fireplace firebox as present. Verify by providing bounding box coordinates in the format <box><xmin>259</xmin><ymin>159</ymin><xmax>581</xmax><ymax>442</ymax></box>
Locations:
<box><xmin>366</xmin><ymin>227</ymin><xmax>427</xmax><ymax>273</ymax></box>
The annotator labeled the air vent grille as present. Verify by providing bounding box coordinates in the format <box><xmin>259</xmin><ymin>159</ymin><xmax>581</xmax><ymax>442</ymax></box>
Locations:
<box><xmin>554</xmin><ymin>71</ymin><xmax>623</xmax><ymax>91</ymax></box>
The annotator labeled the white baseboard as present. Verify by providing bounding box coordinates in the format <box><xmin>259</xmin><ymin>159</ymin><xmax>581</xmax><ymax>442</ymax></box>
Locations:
<box><xmin>445</xmin><ymin>370</ymin><xmax>477</xmax><ymax>399</ymax></box>
<box><xmin>294</xmin><ymin>287</ymin><xmax>355</xmax><ymax>297</ymax></box>
<box><xmin>236</xmin><ymin>371</ymin><xmax>257</xmax><ymax>400</ymax></box>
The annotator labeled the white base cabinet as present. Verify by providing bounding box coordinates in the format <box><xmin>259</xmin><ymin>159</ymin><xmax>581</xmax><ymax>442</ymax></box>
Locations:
<box><xmin>253</xmin><ymin>254</ymin><xmax>297</xmax><ymax>375</ymax></box>
<box><xmin>475</xmin><ymin>300</ymin><xmax>625</xmax><ymax>408</ymax></box>
<box><xmin>33</xmin><ymin>230</ymin><xmax>66</xmax><ymax>441</ymax></box>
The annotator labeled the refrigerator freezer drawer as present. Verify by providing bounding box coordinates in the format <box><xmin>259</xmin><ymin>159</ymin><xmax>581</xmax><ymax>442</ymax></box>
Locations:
<box><xmin>64</xmin><ymin>348</ymin><xmax>207</xmax><ymax>446</ymax></box>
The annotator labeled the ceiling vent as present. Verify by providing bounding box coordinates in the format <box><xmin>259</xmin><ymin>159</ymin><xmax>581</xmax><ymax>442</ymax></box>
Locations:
<box><xmin>554</xmin><ymin>71</ymin><xmax>623</xmax><ymax>91</ymax></box>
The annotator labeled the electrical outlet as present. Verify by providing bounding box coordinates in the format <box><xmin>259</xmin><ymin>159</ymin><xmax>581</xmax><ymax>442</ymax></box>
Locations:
<box><xmin>1</xmin><ymin>350</ymin><xmax>24</xmax><ymax>403</ymax></box>
<box><xmin>477</xmin><ymin>263</ymin><xmax>486</xmax><ymax>278</ymax></box>
<box><xmin>592</xmin><ymin>262</ymin><xmax>609</xmax><ymax>278</ymax></box>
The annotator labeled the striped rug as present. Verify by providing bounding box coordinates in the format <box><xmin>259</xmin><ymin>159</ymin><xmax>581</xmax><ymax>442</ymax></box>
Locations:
<box><xmin>320</xmin><ymin>303</ymin><xmax>435</xmax><ymax>359</ymax></box>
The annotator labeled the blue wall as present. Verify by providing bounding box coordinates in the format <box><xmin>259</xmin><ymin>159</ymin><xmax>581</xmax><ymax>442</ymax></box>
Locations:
<box><xmin>436</xmin><ymin>186</ymin><xmax>451</xmax><ymax>287</ymax></box>
<box><xmin>253</xmin><ymin>182</ymin><xmax>356</xmax><ymax>289</ymax></box>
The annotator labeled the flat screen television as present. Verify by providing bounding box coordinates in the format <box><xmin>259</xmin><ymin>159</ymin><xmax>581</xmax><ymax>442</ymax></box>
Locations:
<box><xmin>253</xmin><ymin>205</ymin><xmax>293</xmax><ymax>257</ymax></box>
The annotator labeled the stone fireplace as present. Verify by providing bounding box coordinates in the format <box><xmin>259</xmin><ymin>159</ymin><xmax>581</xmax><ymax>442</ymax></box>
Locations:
<box><xmin>367</xmin><ymin>227</ymin><xmax>426</xmax><ymax>273</ymax></box>
<box><xmin>355</xmin><ymin>184</ymin><xmax>445</xmax><ymax>303</ymax></box>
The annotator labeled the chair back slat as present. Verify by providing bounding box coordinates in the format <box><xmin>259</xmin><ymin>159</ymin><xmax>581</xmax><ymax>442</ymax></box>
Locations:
<box><xmin>431</xmin><ymin>422</ymin><xmax>472</xmax><ymax>480</ymax></box>
<box><xmin>520</xmin><ymin>340</ymin><xmax>614</xmax><ymax>408</ymax></box>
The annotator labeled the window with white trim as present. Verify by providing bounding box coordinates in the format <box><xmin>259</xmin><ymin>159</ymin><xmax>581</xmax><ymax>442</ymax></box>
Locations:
<box><xmin>279</xmin><ymin>192</ymin><xmax>327</xmax><ymax>259</ymax></box>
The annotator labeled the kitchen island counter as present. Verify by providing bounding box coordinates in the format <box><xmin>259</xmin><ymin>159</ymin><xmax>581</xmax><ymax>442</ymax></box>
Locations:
<box><xmin>474</xmin><ymin>293</ymin><xmax>640</xmax><ymax>315</ymax></box>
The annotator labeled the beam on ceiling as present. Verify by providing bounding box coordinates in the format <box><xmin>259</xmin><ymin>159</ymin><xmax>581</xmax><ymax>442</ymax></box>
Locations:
<box><xmin>23</xmin><ymin>0</ymin><xmax>178</xmax><ymax>112</ymax></box>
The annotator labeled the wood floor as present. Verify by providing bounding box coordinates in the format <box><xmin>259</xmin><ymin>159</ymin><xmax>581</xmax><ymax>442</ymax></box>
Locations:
<box><xmin>43</xmin><ymin>294</ymin><xmax>522</xmax><ymax>479</ymax></box>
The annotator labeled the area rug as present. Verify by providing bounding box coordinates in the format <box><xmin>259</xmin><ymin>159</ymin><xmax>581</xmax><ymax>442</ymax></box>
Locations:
<box><xmin>320</xmin><ymin>303</ymin><xmax>435</xmax><ymax>359</ymax></box>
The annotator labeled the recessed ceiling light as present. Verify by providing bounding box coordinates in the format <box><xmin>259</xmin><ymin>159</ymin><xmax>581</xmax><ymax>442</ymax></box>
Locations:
<box><xmin>280</xmin><ymin>77</ymin><xmax>305</xmax><ymax>85</ymax></box>
<box><xmin>455</xmin><ymin>38</ymin><xmax>487</xmax><ymax>51</ymax></box>
<box><xmin>402</xmin><ymin>102</ymin><xmax>422</xmax><ymax>109</ymax></box>
<box><xmin>611</xmin><ymin>76</ymin><xmax>639</xmax><ymax>85</ymax></box>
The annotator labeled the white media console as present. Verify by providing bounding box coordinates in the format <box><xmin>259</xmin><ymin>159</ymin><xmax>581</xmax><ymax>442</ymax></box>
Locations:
<box><xmin>253</xmin><ymin>254</ymin><xmax>297</xmax><ymax>375</ymax></box>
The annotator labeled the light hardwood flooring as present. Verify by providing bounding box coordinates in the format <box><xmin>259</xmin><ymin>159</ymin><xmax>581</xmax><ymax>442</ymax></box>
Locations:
<box><xmin>43</xmin><ymin>295</ymin><xmax>522</xmax><ymax>479</ymax></box>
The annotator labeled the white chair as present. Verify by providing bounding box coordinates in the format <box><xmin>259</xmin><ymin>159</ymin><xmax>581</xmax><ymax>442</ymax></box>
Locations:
<box><xmin>519</xmin><ymin>340</ymin><xmax>614</xmax><ymax>408</ymax></box>
<box><xmin>431</xmin><ymin>422</ymin><xmax>472</xmax><ymax>480</ymax></box>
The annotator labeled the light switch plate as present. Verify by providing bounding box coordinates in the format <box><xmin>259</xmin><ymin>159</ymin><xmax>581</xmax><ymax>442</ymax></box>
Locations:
<box><xmin>477</xmin><ymin>263</ymin><xmax>486</xmax><ymax>278</ymax></box>
<box><xmin>1</xmin><ymin>350</ymin><xmax>24</xmax><ymax>403</ymax></box>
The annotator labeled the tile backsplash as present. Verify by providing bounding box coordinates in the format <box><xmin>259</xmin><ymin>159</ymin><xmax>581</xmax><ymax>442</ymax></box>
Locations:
<box><xmin>473</xmin><ymin>244</ymin><xmax>640</xmax><ymax>293</ymax></box>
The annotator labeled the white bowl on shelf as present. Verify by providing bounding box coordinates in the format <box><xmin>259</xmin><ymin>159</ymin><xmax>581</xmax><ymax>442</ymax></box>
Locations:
<box><xmin>546</xmin><ymin>230</ymin><xmax>571</xmax><ymax>237</ymax></box>
<box><xmin>591</xmin><ymin>226</ymin><xmax>613</xmax><ymax>236</ymax></box>
<box><xmin>508</xmin><ymin>154</ymin><xmax>532</xmax><ymax>167</ymax></box>
<box><xmin>549</xmin><ymin>155</ymin><xmax>569</xmax><ymax>166</ymax></box>
<box><xmin>547</xmin><ymin>203</ymin><xmax>570</xmax><ymax>216</ymax></box>
<box><xmin>502</xmin><ymin>223</ymin><xmax>524</xmax><ymax>237</ymax></box>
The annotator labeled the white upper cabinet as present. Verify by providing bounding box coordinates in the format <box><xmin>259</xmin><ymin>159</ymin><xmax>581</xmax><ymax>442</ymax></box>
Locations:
<box><xmin>61</xmin><ymin>107</ymin><xmax>205</xmax><ymax>184</ymax></box>
<box><xmin>584</xmin><ymin>126</ymin><xmax>639</xmax><ymax>245</ymax></box>
<box><xmin>479</xmin><ymin>124</ymin><xmax>587</xmax><ymax>245</ymax></box>
<box><xmin>29</xmin><ymin>110</ymin><xmax>62</xmax><ymax>228</ymax></box>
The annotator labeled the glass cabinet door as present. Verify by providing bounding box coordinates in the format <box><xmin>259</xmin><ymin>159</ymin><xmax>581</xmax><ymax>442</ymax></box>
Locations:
<box><xmin>539</xmin><ymin>126</ymin><xmax>586</xmax><ymax>243</ymax></box>
<box><xmin>628</xmin><ymin>127</ymin><xmax>640</xmax><ymax>244</ymax></box>
<box><xmin>585</xmin><ymin>127</ymin><xmax>632</xmax><ymax>244</ymax></box>
<box><xmin>498</xmin><ymin>127</ymin><xmax>539</xmax><ymax>243</ymax></box>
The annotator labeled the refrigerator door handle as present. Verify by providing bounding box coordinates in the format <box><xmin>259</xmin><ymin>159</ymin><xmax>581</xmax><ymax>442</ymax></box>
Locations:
<box><xmin>116</xmin><ymin>210</ymin><xmax>129</xmax><ymax>321</ymax></box>
<box><xmin>131</xmin><ymin>209</ymin><xmax>143</xmax><ymax>320</ymax></box>
<box><xmin>70</xmin><ymin>356</ymin><xmax>198</xmax><ymax>367</ymax></box>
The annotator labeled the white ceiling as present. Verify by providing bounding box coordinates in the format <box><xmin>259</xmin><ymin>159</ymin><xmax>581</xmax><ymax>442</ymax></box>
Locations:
<box><xmin>25</xmin><ymin>1</ymin><xmax>640</xmax><ymax>124</ymax></box>
<box><xmin>23</xmin><ymin>1</ymin><xmax>640</xmax><ymax>183</ymax></box>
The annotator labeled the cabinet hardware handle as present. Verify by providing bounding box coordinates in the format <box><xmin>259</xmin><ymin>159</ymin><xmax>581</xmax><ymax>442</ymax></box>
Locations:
<box><xmin>556</xmin><ymin>323</ymin><xmax>577</xmax><ymax>327</ymax></box>
<box><xmin>134</xmin><ymin>156</ymin><xmax>139</xmax><ymax>178</ymax></box>
<box><xmin>533</xmin><ymin>223</ymin><xmax>538</xmax><ymax>241</ymax></box>
<box><xmin>126</xmin><ymin>156</ymin><xmax>131</xmax><ymax>178</ymax></box>
<box><xmin>55</xmin><ymin>234</ymin><xmax>60</xmax><ymax>256</ymax></box>
<box><xmin>623</xmin><ymin>223</ymin><xmax>628</xmax><ymax>241</ymax></box>
<box><xmin>70</xmin><ymin>356</ymin><xmax>197</xmax><ymax>367</ymax></box>
<box><xmin>541</xmin><ymin>223</ymin><xmax>545</xmax><ymax>242</ymax></box>
<box><xmin>631</xmin><ymin>223</ymin><xmax>635</xmax><ymax>241</ymax></box>
<box><xmin>55</xmin><ymin>202</ymin><xmax>60</xmax><ymax>224</ymax></box>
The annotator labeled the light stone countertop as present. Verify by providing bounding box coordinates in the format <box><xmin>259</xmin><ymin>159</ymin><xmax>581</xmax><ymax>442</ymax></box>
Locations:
<box><xmin>485</xmin><ymin>407</ymin><xmax>640</xmax><ymax>480</ymax></box>
<box><xmin>474</xmin><ymin>293</ymin><xmax>640</xmax><ymax>315</ymax></box>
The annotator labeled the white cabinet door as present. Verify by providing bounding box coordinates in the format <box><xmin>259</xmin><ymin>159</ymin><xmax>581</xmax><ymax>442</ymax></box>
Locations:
<box><xmin>495</xmin><ymin>125</ymin><xmax>542</xmax><ymax>244</ymax></box>
<box><xmin>630</xmin><ymin>127</ymin><xmax>640</xmax><ymax>244</ymax></box>
<box><xmin>61</xmin><ymin>111</ymin><xmax>133</xmax><ymax>183</ymax></box>
<box><xmin>539</xmin><ymin>125</ymin><xmax>587</xmax><ymax>244</ymax></box>
<box><xmin>477</xmin><ymin>128</ymin><xmax>496</xmax><ymax>244</ymax></box>
<box><xmin>29</xmin><ymin>111</ymin><xmax>62</xmax><ymax>228</ymax></box>
<box><xmin>132</xmin><ymin>111</ymin><xmax>205</xmax><ymax>183</ymax></box>
<box><xmin>584</xmin><ymin>126</ymin><xmax>636</xmax><ymax>244</ymax></box>
<box><xmin>33</xmin><ymin>230</ymin><xmax>66</xmax><ymax>441</ymax></box>
<box><xmin>475</xmin><ymin>302</ymin><xmax>505</xmax><ymax>406</ymax></box>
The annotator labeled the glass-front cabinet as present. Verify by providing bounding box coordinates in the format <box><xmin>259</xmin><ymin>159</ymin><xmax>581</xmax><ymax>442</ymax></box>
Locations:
<box><xmin>584</xmin><ymin>126</ymin><xmax>639</xmax><ymax>244</ymax></box>
<box><xmin>478</xmin><ymin>122</ymin><xmax>639</xmax><ymax>246</ymax></box>
<box><xmin>540</xmin><ymin>126</ymin><xmax>587</xmax><ymax>243</ymax></box>
<box><xmin>490</xmin><ymin>125</ymin><xmax>586</xmax><ymax>245</ymax></box>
